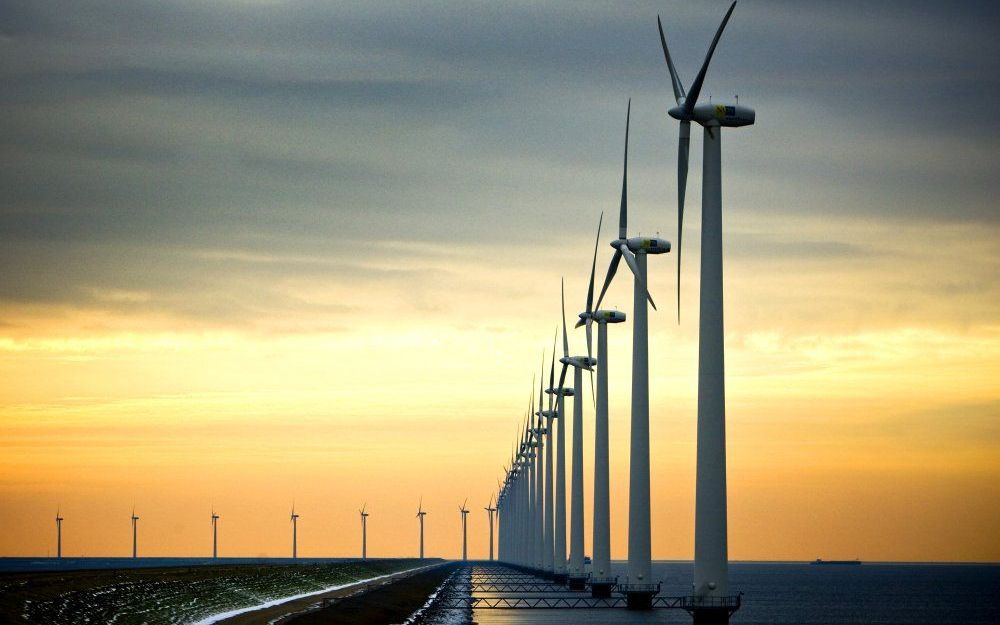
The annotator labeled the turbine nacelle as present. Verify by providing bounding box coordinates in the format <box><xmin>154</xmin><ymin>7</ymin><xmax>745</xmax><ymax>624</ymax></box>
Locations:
<box><xmin>559</xmin><ymin>355</ymin><xmax>596</xmax><ymax>370</ymax></box>
<box><xmin>539</xmin><ymin>409</ymin><xmax>558</xmax><ymax>419</ymax></box>
<box><xmin>610</xmin><ymin>236</ymin><xmax>672</xmax><ymax>255</ymax></box>
<box><xmin>593</xmin><ymin>310</ymin><xmax>627</xmax><ymax>324</ymax></box>
<box><xmin>669</xmin><ymin>103</ymin><xmax>755</xmax><ymax>127</ymax></box>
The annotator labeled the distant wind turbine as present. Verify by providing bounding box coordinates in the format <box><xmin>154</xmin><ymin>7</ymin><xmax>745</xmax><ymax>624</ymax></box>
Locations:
<box><xmin>416</xmin><ymin>498</ymin><xmax>427</xmax><ymax>559</ymax></box>
<box><xmin>359</xmin><ymin>504</ymin><xmax>369</xmax><ymax>560</ymax></box>
<box><xmin>557</xmin><ymin>279</ymin><xmax>596</xmax><ymax>590</ymax></box>
<box><xmin>459</xmin><ymin>498</ymin><xmax>470</xmax><ymax>561</ymax></box>
<box><xmin>540</xmin><ymin>341</ymin><xmax>559</xmax><ymax>574</ymax></box>
<box><xmin>547</xmin><ymin>289</ymin><xmax>577</xmax><ymax>583</ymax></box>
<box><xmin>211</xmin><ymin>508</ymin><xmax>220</xmax><ymax>559</ymax></box>
<box><xmin>532</xmin><ymin>356</ymin><xmax>547</xmax><ymax>571</ymax></box>
<box><xmin>484</xmin><ymin>494</ymin><xmax>497</xmax><ymax>561</ymax></box>
<box><xmin>131</xmin><ymin>507</ymin><xmax>139</xmax><ymax>559</ymax></box>
<box><xmin>55</xmin><ymin>507</ymin><xmax>63</xmax><ymax>559</ymax></box>
<box><xmin>290</xmin><ymin>504</ymin><xmax>300</xmax><ymax>559</ymax></box>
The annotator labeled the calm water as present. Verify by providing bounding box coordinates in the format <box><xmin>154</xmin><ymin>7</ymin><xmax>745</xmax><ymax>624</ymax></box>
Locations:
<box><xmin>468</xmin><ymin>561</ymin><xmax>1000</xmax><ymax>625</ymax></box>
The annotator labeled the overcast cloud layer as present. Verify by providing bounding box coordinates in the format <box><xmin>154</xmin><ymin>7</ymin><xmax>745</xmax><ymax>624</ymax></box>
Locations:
<box><xmin>1</xmin><ymin>0</ymin><xmax>998</xmax><ymax>327</ymax></box>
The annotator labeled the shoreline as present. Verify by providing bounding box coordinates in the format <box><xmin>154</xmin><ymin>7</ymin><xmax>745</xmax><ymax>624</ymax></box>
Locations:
<box><xmin>202</xmin><ymin>562</ymin><xmax>447</xmax><ymax>625</ymax></box>
<box><xmin>0</xmin><ymin>558</ymin><xmax>435</xmax><ymax>624</ymax></box>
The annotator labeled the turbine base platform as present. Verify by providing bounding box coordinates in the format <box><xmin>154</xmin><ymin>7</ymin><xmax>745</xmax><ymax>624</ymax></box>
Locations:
<box><xmin>552</xmin><ymin>572</ymin><xmax>568</xmax><ymax>584</ymax></box>
<box><xmin>620</xmin><ymin>583</ymin><xmax>661</xmax><ymax>610</ymax></box>
<box><xmin>567</xmin><ymin>576</ymin><xmax>587</xmax><ymax>591</ymax></box>
<box><xmin>683</xmin><ymin>594</ymin><xmax>742</xmax><ymax>624</ymax></box>
<box><xmin>590</xmin><ymin>577</ymin><xmax>617</xmax><ymax>598</ymax></box>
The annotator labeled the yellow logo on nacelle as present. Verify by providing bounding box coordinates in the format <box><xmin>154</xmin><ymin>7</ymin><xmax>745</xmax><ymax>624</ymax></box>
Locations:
<box><xmin>714</xmin><ymin>104</ymin><xmax>727</xmax><ymax>118</ymax></box>
<box><xmin>642</xmin><ymin>238</ymin><xmax>653</xmax><ymax>248</ymax></box>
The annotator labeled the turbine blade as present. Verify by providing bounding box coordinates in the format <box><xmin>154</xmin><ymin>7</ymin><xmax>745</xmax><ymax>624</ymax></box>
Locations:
<box><xmin>590</xmin><ymin>368</ymin><xmax>596</xmax><ymax>410</ymax></box>
<box><xmin>557</xmin><ymin>362</ymin><xmax>568</xmax><ymax>394</ymax></box>
<box><xmin>595</xmin><ymin>249</ymin><xmax>623</xmax><ymax>311</ymax></box>
<box><xmin>585</xmin><ymin>318</ymin><xmax>593</xmax><ymax>363</ymax></box>
<box><xmin>618</xmin><ymin>100</ymin><xmax>631</xmax><ymax>239</ymax></box>
<box><xmin>657</xmin><ymin>15</ymin><xmax>687</xmax><ymax>104</ymax></box>
<box><xmin>586</xmin><ymin>212</ymin><xmax>603</xmax><ymax>314</ymax></box>
<box><xmin>677</xmin><ymin>120</ymin><xmax>690</xmax><ymax>323</ymax></box>
<box><xmin>620</xmin><ymin>245</ymin><xmax>657</xmax><ymax>310</ymax></box>
<box><xmin>561</xmin><ymin>278</ymin><xmax>571</xmax><ymax>356</ymax></box>
<box><xmin>548</xmin><ymin>330</ymin><xmax>556</xmax><ymax>412</ymax></box>
<box><xmin>537</xmin><ymin>356</ymin><xmax>545</xmax><ymax>420</ymax></box>
<box><xmin>530</xmin><ymin>374</ymin><xmax>535</xmax><ymax>415</ymax></box>
<box><xmin>684</xmin><ymin>1</ymin><xmax>738</xmax><ymax>113</ymax></box>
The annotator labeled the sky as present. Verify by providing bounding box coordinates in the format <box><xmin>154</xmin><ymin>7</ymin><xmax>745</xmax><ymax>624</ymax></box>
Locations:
<box><xmin>1</xmin><ymin>0</ymin><xmax>998</xmax><ymax>562</ymax></box>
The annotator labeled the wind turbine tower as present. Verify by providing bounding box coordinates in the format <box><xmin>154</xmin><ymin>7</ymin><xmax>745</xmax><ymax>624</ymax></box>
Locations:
<box><xmin>416</xmin><ymin>498</ymin><xmax>427</xmax><ymax>559</ymax></box>
<box><xmin>55</xmin><ymin>508</ymin><xmax>63</xmax><ymax>559</ymax></box>
<box><xmin>211</xmin><ymin>508</ymin><xmax>220</xmax><ymax>559</ymax></box>
<box><xmin>290</xmin><ymin>505</ymin><xmax>300</xmax><ymax>559</ymax></box>
<box><xmin>658</xmin><ymin>3</ymin><xmax>751</xmax><ymax>622</ymax></box>
<box><xmin>360</xmin><ymin>504</ymin><xmax>369</xmax><ymax>560</ymax></box>
<box><xmin>485</xmin><ymin>495</ymin><xmax>497</xmax><ymax>561</ymax></box>
<box><xmin>130</xmin><ymin>508</ymin><xmax>139</xmax><ymax>559</ymax></box>
<box><xmin>459</xmin><ymin>499</ymin><xmax>470</xmax><ymax>561</ymax></box>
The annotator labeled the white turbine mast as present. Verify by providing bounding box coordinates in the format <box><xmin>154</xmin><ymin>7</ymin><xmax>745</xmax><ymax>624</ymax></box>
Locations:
<box><xmin>290</xmin><ymin>503</ymin><xmax>300</xmax><ymax>559</ymax></box>
<box><xmin>130</xmin><ymin>506</ymin><xmax>139</xmax><ymax>559</ymax></box>
<box><xmin>459</xmin><ymin>498</ymin><xmax>470</xmax><ymax>561</ymax></box>
<box><xmin>211</xmin><ymin>507</ymin><xmax>220</xmax><ymax>559</ymax></box>
<box><xmin>416</xmin><ymin>497</ymin><xmax>427</xmax><ymax>559</ymax></box>
<box><xmin>359</xmin><ymin>503</ymin><xmax>369</xmax><ymax>560</ymax></box>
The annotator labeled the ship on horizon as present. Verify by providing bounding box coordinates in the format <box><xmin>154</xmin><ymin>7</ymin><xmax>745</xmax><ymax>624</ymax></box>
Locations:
<box><xmin>811</xmin><ymin>558</ymin><xmax>862</xmax><ymax>565</ymax></box>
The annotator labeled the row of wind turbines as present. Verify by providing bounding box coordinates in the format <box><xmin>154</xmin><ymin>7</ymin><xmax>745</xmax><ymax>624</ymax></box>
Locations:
<box><xmin>492</xmin><ymin>3</ymin><xmax>753</xmax><ymax>621</ymax></box>
<box><xmin>46</xmin><ymin>498</ymin><xmax>499</xmax><ymax>561</ymax></box>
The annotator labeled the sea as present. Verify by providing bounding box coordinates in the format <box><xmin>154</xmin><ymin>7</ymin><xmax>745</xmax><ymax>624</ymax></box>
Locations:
<box><xmin>462</xmin><ymin>561</ymin><xmax>1000</xmax><ymax>625</ymax></box>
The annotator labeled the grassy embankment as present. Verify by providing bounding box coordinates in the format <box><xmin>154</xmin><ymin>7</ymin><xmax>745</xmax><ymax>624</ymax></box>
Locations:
<box><xmin>0</xmin><ymin>558</ymin><xmax>431</xmax><ymax>625</ymax></box>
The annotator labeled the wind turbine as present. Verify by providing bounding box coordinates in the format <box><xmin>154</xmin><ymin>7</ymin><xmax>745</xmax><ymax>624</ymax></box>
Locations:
<box><xmin>459</xmin><ymin>499</ymin><xmax>470</xmax><ymax>561</ymax></box>
<box><xmin>581</xmin><ymin>213</ymin><xmax>626</xmax><ymax>599</ymax></box>
<box><xmin>658</xmin><ymin>2</ymin><xmax>752</xmax><ymax>613</ymax></box>
<box><xmin>591</xmin><ymin>100</ymin><xmax>671</xmax><ymax>607</ymax></box>
<box><xmin>522</xmin><ymin>406</ymin><xmax>537</xmax><ymax>569</ymax></box>
<box><xmin>55</xmin><ymin>507</ymin><xmax>63</xmax><ymax>559</ymax></box>
<box><xmin>540</xmin><ymin>339</ymin><xmax>560</xmax><ymax>575</ymax></box>
<box><xmin>557</xmin><ymin>280</ymin><xmax>596</xmax><ymax>590</ymax></box>
<box><xmin>484</xmin><ymin>494</ymin><xmax>497</xmax><ymax>561</ymax></box>
<box><xmin>290</xmin><ymin>504</ymin><xmax>299</xmax><ymax>559</ymax></box>
<box><xmin>532</xmin><ymin>357</ymin><xmax>547</xmax><ymax>572</ymax></box>
<box><xmin>546</xmin><ymin>287</ymin><xmax>577</xmax><ymax>583</ymax></box>
<box><xmin>130</xmin><ymin>507</ymin><xmax>139</xmax><ymax>559</ymax></box>
<box><xmin>416</xmin><ymin>498</ymin><xmax>427</xmax><ymax>559</ymax></box>
<box><xmin>211</xmin><ymin>508</ymin><xmax>220</xmax><ymax>559</ymax></box>
<box><xmin>359</xmin><ymin>504</ymin><xmax>369</xmax><ymax>560</ymax></box>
